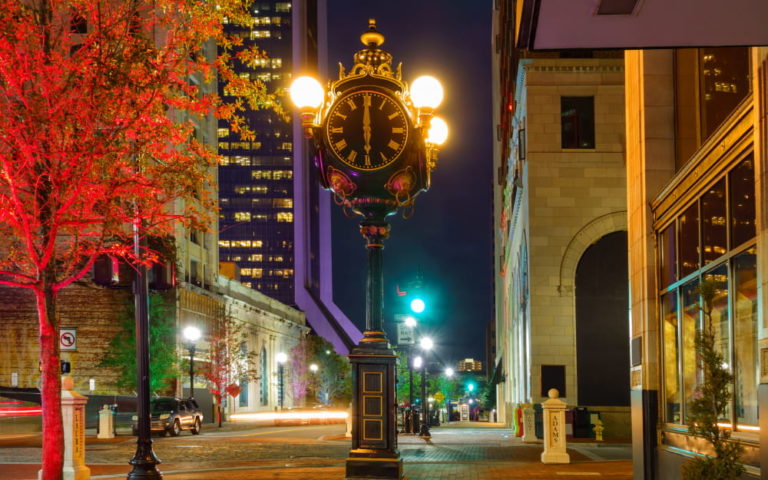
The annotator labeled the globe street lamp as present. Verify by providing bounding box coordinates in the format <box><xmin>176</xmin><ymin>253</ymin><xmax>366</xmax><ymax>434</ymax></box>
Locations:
<box><xmin>419</xmin><ymin>336</ymin><xmax>433</xmax><ymax>437</ymax></box>
<box><xmin>290</xmin><ymin>19</ymin><xmax>447</xmax><ymax>480</ymax></box>
<box><xmin>183</xmin><ymin>326</ymin><xmax>201</xmax><ymax>399</ymax></box>
<box><xmin>276</xmin><ymin>352</ymin><xmax>287</xmax><ymax>410</ymax></box>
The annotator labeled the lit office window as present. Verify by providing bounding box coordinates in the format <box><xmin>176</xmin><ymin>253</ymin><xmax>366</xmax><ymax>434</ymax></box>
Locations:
<box><xmin>276</xmin><ymin>212</ymin><xmax>293</xmax><ymax>223</ymax></box>
<box><xmin>234</xmin><ymin>212</ymin><xmax>251</xmax><ymax>222</ymax></box>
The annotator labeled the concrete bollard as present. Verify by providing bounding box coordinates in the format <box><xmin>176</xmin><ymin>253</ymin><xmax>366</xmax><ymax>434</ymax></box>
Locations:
<box><xmin>40</xmin><ymin>376</ymin><xmax>90</xmax><ymax>480</ymax></box>
<box><xmin>97</xmin><ymin>405</ymin><xmax>115</xmax><ymax>439</ymax></box>
<box><xmin>540</xmin><ymin>389</ymin><xmax>570</xmax><ymax>464</ymax></box>
<box><xmin>522</xmin><ymin>403</ymin><xmax>537</xmax><ymax>443</ymax></box>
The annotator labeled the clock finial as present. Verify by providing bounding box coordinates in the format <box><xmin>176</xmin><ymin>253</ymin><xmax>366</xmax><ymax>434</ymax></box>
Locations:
<box><xmin>360</xmin><ymin>18</ymin><xmax>385</xmax><ymax>47</ymax></box>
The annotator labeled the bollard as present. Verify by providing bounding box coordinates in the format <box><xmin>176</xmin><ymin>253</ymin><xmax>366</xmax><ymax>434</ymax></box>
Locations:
<box><xmin>40</xmin><ymin>376</ymin><xmax>90</xmax><ymax>480</ymax></box>
<box><xmin>593</xmin><ymin>418</ymin><xmax>604</xmax><ymax>442</ymax></box>
<box><xmin>522</xmin><ymin>403</ymin><xmax>537</xmax><ymax>443</ymax></box>
<box><xmin>97</xmin><ymin>405</ymin><xmax>114</xmax><ymax>439</ymax></box>
<box><xmin>540</xmin><ymin>389</ymin><xmax>570</xmax><ymax>464</ymax></box>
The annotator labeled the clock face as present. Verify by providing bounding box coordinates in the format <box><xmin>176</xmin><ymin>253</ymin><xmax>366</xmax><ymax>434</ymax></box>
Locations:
<box><xmin>325</xmin><ymin>90</ymin><xmax>409</xmax><ymax>171</ymax></box>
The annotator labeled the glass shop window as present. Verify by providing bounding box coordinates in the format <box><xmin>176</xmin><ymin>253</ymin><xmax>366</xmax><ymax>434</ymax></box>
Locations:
<box><xmin>678</xmin><ymin>203</ymin><xmax>700</xmax><ymax>277</ymax></box>
<box><xmin>701</xmin><ymin>179</ymin><xmax>727</xmax><ymax>265</ymax></box>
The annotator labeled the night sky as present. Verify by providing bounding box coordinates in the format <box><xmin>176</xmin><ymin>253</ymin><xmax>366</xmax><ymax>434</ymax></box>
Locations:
<box><xmin>326</xmin><ymin>1</ymin><xmax>494</xmax><ymax>366</ymax></box>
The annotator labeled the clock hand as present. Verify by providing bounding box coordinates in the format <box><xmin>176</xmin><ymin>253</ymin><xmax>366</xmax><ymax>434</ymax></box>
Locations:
<box><xmin>363</xmin><ymin>101</ymin><xmax>371</xmax><ymax>155</ymax></box>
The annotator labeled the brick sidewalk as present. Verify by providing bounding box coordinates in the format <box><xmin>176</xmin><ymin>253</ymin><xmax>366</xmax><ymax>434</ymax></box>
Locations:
<box><xmin>0</xmin><ymin>424</ymin><xmax>633</xmax><ymax>480</ymax></box>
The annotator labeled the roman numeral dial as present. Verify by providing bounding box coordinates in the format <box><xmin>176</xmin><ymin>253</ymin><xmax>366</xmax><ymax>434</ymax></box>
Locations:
<box><xmin>325</xmin><ymin>90</ymin><xmax>410</xmax><ymax>171</ymax></box>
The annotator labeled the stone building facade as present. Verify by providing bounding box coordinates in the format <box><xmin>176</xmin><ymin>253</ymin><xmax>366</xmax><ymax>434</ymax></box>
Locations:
<box><xmin>493</xmin><ymin>51</ymin><xmax>630</xmax><ymax>436</ymax></box>
<box><xmin>503</xmin><ymin>0</ymin><xmax>768</xmax><ymax>477</ymax></box>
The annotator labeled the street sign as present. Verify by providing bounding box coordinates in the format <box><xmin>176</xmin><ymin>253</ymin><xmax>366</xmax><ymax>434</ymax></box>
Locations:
<box><xmin>396</xmin><ymin>322</ymin><xmax>415</xmax><ymax>345</ymax></box>
<box><xmin>434</xmin><ymin>392</ymin><xmax>445</xmax><ymax>403</ymax></box>
<box><xmin>60</xmin><ymin>328</ymin><xmax>77</xmax><ymax>351</ymax></box>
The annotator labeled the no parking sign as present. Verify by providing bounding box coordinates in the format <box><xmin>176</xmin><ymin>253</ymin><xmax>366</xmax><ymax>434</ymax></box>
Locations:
<box><xmin>60</xmin><ymin>328</ymin><xmax>77</xmax><ymax>351</ymax></box>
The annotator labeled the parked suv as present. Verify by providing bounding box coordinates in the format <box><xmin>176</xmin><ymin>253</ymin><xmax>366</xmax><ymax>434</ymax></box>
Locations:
<box><xmin>132</xmin><ymin>397</ymin><xmax>203</xmax><ymax>436</ymax></box>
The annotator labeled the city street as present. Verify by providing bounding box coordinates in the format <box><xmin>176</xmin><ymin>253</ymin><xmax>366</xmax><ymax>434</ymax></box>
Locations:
<box><xmin>0</xmin><ymin>422</ymin><xmax>632</xmax><ymax>480</ymax></box>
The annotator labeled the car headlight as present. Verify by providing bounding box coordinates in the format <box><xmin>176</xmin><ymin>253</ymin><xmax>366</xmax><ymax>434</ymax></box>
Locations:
<box><xmin>131</xmin><ymin>415</ymin><xmax>138</xmax><ymax>421</ymax></box>
<box><xmin>159</xmin><ymin>414</ymin><xmax>170</xmax><ymax>420</ymax></box>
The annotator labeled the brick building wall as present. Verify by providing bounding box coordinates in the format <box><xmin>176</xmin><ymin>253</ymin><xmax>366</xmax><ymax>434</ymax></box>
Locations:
<box><xmin>0</xmin><ymin>282</ymin><xmax>131</xmax><ymax>394</ymax></box>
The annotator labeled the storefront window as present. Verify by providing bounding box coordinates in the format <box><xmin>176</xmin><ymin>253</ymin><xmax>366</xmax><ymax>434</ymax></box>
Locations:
<box><xmin>733</xmin><ymin>250</ymin><xmax>757</xmax><ymax>426</ymax></box>
<box><xmin>660</xmin><ymin>224</ymin><xmax>677</xmax><ymax>288</ymax></box>
<box><xmin>730</xmin><ymin>156</ymin><xmax>756</xmax><ymax>247</ymax></box>
<box><xmin>658</xmin><ymin>155</ymin><xmax>756</xmax><ymax>430</ymax></box>
<box><xmin>662</xmin><ymin>292</ymin><xmax>680</xmax><ymax>423</ymax></box>
<box><xmin>679</xmin><ymin>204</ymin><xmax>700</xmax><ymax>277</ymax></box>
<box><xmin>704</xmin><ymin>264</ymin><xmax>731</xmax><ymax>420</ymax></box>
<box><xmin>701</xmin><ymin>180</ymin><xmax>727</xmax><ymax>264</ymax></box>
<box><xmin>681</xmin><ymin>280</ymin><xmax>701</xmax><ymax>424</ymax></box>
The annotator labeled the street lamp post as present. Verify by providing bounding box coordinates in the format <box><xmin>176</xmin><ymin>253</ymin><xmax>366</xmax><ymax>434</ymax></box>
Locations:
<box><xmin>127</xmin><ymin>221</ymin><xmax>161</xmax><ymax>480</ymax></box>
<box><xmin>444</xmin><ymin>367</ymin><xmax>454</xmax><ymax>423</ymax></box>
<box><xmin>290</xmin><ymin>20</ymin><xmax>447</xmax><ymax>480</ymax></box>
<box><xmin>412</xmin><ymin>355</ymin><xmax>422</xmax><ymax>434</ymax></box>
<box><xmin>405</xmin><ymin>316</ymin><xmax>417</xmax><ymax>434</ymax></box>
<box><xmin>183</xmin><ymin>326</ymin><xmax>201</xmax><ymax>399</ymax></box>
<box><xmin>276</xmin><ymin>352</ymin><xmax>287</xmax><ymax>410</ymax></box>
<box><xmin>419</xmin><ymin>337</ymin><xmax>433</xmax><ymax>437</ymax></box>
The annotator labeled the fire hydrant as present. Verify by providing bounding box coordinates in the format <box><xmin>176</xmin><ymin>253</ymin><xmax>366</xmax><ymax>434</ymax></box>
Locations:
<box><xmin>593</xmin><ymin>418</ymin><xmax>604</xmax><ymax>442</ymax></box>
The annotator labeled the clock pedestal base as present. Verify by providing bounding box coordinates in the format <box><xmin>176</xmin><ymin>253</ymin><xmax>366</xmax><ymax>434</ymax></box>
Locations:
<box><xmin>346</xmin><ymin>335</ymin><xmax>403</xmax><ymax>480</ymax></box>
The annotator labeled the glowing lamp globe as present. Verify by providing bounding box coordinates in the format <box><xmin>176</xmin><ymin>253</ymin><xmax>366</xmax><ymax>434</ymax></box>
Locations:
<box><xmin>413</xmin><ymin>356</ymin><xmax>423</xmax><ymax>369</ymax></box>
<box><xmin>183</xmin><ymin>326</ymin><xmax>201</xmax><ymax>343</ymax></box>
<box><xmin>404</xmin><ymin>316</ymin><xmax>417</xmax><ymax>328</ymax></box>
<box><xmin>290</xmin><ymin>76</ymin><xmax>324</xmax><ymax>109</ymax></box>
<box><xmin>276</xmin><ymin>352</ymin><xmax>288</xmax><ymax>364</ymax></box>
<box><xmin>411</xmin><ymin>76</ymin><xmax>443</xmax><ymax>109</ymax></box>
<box><xmin>445</xmin><ymin>367</ymin><xmax>455</xmax><ymax>378</ymax></box>
<box><xmin>410</xmin><ymin>298</ymin><xmax>425</xmax><ymax>313</ymax></box>
<box><xmin>310</xmin><ymin>363</ymin><xmax>319</xmax><ymax>373</ymax></box>
<box><xmin>427</xmin><ymin>117</ymin><xmax>449</xmax><ymax>146</ymax></box>
<box><xmin>420</xmin><ymin>336</ymin><xmax>433</xmax><ymax>351</ymax></box>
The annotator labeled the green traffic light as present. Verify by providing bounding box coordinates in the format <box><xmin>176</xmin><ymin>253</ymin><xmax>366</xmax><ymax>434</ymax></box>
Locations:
<box><xmin>410</xmin><ymin>298</ymin><xmax>425</xmax><ymax>313</ymax></box>
<box><xmin>467</xmin><ymin>383</ymin><xmax>475</xmax><ymax>392</ymax></box>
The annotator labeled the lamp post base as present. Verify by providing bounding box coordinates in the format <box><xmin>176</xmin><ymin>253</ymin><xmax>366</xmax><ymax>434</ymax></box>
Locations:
<box><xmin>346</xmin><ymin>452</ymin><xmax>403</xmax><ymax>480</ymax></box>
<box><xmin>346</xmin><ymin>334</ymin><xmax>403</xmax><ymax>480</ymax></box>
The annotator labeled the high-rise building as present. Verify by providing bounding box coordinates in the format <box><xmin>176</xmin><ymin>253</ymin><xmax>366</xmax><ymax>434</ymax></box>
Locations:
<box><xmin>217</xmin><ymin>0</ymin><xmax>361</xmax><ymax>353</ymax></box>
<box><xmin>457</xmin><ymin>358</ymin><xmax>483</xmax><ymax>373</ymax></box>
<box><xmin>217</xmin><ymin>1</ymin><xmax>296</xmax><ymax>306</ymax></box>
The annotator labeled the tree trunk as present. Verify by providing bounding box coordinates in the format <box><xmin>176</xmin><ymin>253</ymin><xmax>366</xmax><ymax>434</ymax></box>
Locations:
<box><xmin>35</xmin><ymin>285</ymin><xmax>63</xmax><ymax>480</ymax></box>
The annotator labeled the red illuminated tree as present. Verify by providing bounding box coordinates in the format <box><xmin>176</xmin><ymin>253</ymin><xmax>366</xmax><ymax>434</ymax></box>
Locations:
<box><xmin>0</xmin><ymin>1</ymin><xmax>279</xmax><ymax>478</ymax></box>
<box><xmin>199</xmin><ymin>308</ymin><xmax>259</xmax><ymax>427</ymax></box>
<box><xmin>289</xmin><ymin>336</ymin><xmax>311</xmax><ymax>405</ymax></box>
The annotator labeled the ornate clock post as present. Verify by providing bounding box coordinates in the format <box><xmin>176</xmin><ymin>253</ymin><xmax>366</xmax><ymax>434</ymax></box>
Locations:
<box><xmin>291</xmin><ymin>20</ymin><xmax>447</xmax><ymax>480</ymax></box>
